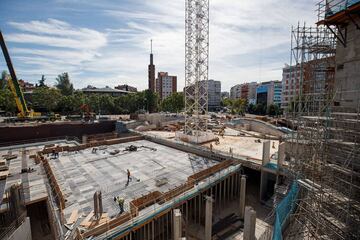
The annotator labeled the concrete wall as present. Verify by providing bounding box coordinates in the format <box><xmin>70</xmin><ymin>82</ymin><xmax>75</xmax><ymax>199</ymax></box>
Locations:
<box><xmin>0</xmin><ymin>120</ymin><xmax>116</xmax><ymax>144</ymax></box>
<box><xmin>334</xmin><ymin>15</ymin><xmax>360</xmax><ymax>111</ymax></box>
<box><xmin>228</xmin><ymin>118</ymin><xmax>284</xmax><ymax>137</ymax></box>
<box><xmin>7</xmin><ymin>217</ymin><xmax>32</xmax><ymax>240</ymax></box>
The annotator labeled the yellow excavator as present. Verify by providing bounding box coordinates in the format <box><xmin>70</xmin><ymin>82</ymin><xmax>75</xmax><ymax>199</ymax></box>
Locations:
<box><xmin>0</xmin><ymin>31</ymin><xmax>59</xmax><ymax>121</ymax></box>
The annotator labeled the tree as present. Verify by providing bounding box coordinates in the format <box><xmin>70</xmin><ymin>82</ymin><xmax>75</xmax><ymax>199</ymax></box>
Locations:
<box><xmin>247</xmin><ymin>103</ymin><xmax>256</xmax><ymax>114</ymax></box>
<box><xmin>57</xmin><ymin>92</ymin><xmax>84</xmax><ymax>114</ymax></box>
<box><xmin>0</xmin><ymin>70</ymin><xmax>8</xmax><ymax>89</ymax></box>
<box><xmin>38</xmin><ymin>75</ymin><xmax>46</xmax><ymax>87</ymax></box>
<box><xmin>32</xmin><ymin>87</ymin><xmax>62</xmax><ymax>112</ymax></box>
<box><xmin>267</xmin><ymin>104</ymin><xmax>281</xmax><ymax>116</ymax></box>
<box><xmin>144</xmin><ymin>89</ymin><xmax>158</xmax><ymax>113</ymax></box>
<box><xmin>0</xmin><ymin>89</ymin><xmax>16</xmax><ymax>114</ymax></box>
<box><xmin>161</xmin><ymin>92</ymin><xmax>184</xmax><ymax>112</ymax></box>
<box><xmin>55</xmin><ymin>72</ymin><xmax>74</xmax><ymax>96</ymax></box>
<box><xmin>255</xmin><ymin>103</ymin><xmax>266</xmax><ymax>115</ymax></box>
<box><xmin>228</xmin><ymin>98</ymin><xmax>246</xmax><ymax>115</ymax></box>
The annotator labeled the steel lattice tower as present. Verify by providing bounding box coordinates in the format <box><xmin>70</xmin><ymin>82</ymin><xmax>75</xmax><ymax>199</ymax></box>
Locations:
<box><xmin>184</xmin><ymin>0</ymin><xmax>209</xmax><ymax>136</ymax></box>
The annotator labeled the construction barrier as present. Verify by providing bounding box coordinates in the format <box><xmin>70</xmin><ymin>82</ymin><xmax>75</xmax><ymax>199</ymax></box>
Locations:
<box><xmin>272</xmin><ymin>181</ymin><xmax>299</xmax><ymax>240</ymax></box>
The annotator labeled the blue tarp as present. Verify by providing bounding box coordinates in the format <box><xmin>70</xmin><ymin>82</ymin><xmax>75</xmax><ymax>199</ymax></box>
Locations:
<box><xmin>272</xmin><ymin>181</ymin><xmax>299</xmax><ymax>240</ymax></box>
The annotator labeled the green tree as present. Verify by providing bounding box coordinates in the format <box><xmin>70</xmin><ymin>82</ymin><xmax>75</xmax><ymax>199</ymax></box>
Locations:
<box><xmin>38</xmin><ymin>75</ymin><xmax>46</xmax><ymax>87</ymax></box>
<box><xmin>267</xmin><ymin>104</ymin><xmax>281</xmax><ymax>116</ymax></box>
<box><xmin>0</xmin><ymin>70</ymin><xmax>8</xmax><ymax>89</ymax></box>
<box><xmin>32</xmin><ymin>87</ymin><xmax>62</xmax><ymax>112</ymax></box>
<box><xmin>230</xmin><ymin>98</ymin><xmax>247</xmax><ymax>115</ymax></box>
<box><xmin>0</xmin><ymin>89</ymin><xmax>16</xmax><ymax>113</ymax></box>
<box><xmin>255</xmin><ymin>103</ymin><xmax>266</xmax><ymax>115</ymax></box>
<box><xmin>144</xmin><ymin>89</ymin><xmax>158</xmax><ymax>113</ymax></box>
<box><xmin>247</xmin><ymin>103</ymin><xmax>256</xmax><ymax>114</ymax></box>
<box><xmin>57</xmin><ymin>92</ymin><xmax>84</xmax><ymax>114</ymax></box>
<box><xmin>161</xmin><ymin>92</ymin><xmax>184</xmax><ymax>112</ymax></box>
<box><xmin>55</xmin><ymin>72</ymin><xmax>74</xmax><ymax>96</ymax></box>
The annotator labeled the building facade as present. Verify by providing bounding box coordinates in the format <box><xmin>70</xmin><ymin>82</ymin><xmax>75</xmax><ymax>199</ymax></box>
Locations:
<box><xmin>230</xmin><ymin>82</ymin><xmax>258</xmax><ymax>104</ymax></box>
<box><xmin>81</xmin><ymin>86</ymin><xmax>130</xmax><ymax>97</ymax></box>
<box><xmin>247</xmin><ymin>82</ymin><xmax>257</xmax><ymax>105</ymax></box>
<box><xmin>230</xmin><ymin>84</ymin><xmax>241</xmax><ymax>99</ymax></box>
<box><xmin>156</xmin><ymin>72</ymin><xmax>177</xmax><ymax>100</ymax></box>
<box><xmin>281</xmin><ymin>65</ymin><xmax>301</xmax><ymax>109</ymax></box>
<box><xmin>115</xmin><ymin>84</ymin><xmax>137</xmax><ymax>92</ymax></box>
<box><xmin>256</xmin><ymin>80</ymin><xmax>282</xmax><ymax>107</ymax></box>
<box><xmin>221</xmin><ymin>91</ymin><xmax>229</xmax><ymax>99</ymax></box>
<box><xmin>207</xmin><ymin>79</ymin><xmax>221</xmax><ymax>111</ymax></box>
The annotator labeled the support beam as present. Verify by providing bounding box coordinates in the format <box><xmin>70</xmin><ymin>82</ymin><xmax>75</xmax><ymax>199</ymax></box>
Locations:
<box><xmin>239</xmin><ymin>175</ymin><xmax>246</xmax><ymax>219</ymax></box>
<box><xmin>204</xmin><ymin>196</ymin><xmax>213</xmax><ymax>240</ymax></box>
<box><xmin>278</xmin><ymin>142</ymin><xmax>285</xmax><ymax>167</ymax></box>
<box><xmin>173</xmin><ymin>209</ymin><xmax>182</xmax><ymax>240</ymax></box>
<box><xmin>243</xmin><ymin>206</ymin><xmax>256</xmax><ymax>240</ymax></box>
<box><xmin>262</xmin><ymin>140</ymin><xmax>271</xmax><ymax>165</ymax></box>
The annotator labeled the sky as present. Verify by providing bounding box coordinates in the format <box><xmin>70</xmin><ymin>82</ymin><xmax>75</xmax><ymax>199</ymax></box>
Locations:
<box><xmin>0</xmin><ymin>0</ymin><xmax>317</xmax><ymax>92</ymax></box>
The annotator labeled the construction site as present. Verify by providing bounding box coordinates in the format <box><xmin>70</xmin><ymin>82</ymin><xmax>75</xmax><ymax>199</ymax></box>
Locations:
<box><xmin>0</xmin><ymin>0</ymin><xmax>359</xmax><ymax>240</ymax></box>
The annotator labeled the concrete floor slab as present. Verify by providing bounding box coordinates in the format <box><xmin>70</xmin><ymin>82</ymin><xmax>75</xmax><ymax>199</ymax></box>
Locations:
<box><xmin>47</xmin><ymin>140</ymin><xmax>218</xmax><ymax>220</ymax></box>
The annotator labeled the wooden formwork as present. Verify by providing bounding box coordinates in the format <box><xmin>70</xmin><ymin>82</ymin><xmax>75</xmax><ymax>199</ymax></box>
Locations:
<box><xmin>188</xmin><ymin>159</ymin><xmax>234</xmax><ymax>183</ymax></box>
<box><xmin>40</xmin><ymin>135</ymin><xmax>144</xmax><ymax>155</ymax></box>
<box><xmin>80</xmin><ymin>212</ymin><xmax>135</xmax><ymax>238</ymax></box>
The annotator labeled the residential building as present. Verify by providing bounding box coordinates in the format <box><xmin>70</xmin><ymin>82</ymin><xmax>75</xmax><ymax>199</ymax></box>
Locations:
<box><xmin>115</xmin><ymin>84</ymin><xmax>137</xmax><ymax>92</ymax></box>
<box><xmin>247</xmin><ymin>82</ymin><xmax>257</xmax><ymax>105</ymax></box>
<box><xmin>230</xmin><ymin>82</ymin><xmax>258</xmax><ymax>104</ymax></box>
<box><xmin>230</xmin><ymin>84</ymin><xmax>241</xmax><ymax>99</ymax></box>
<box><xmin>81</xmin><ymin>86</ymin><xmax>130</xmax><ymax>97</ymax></box>
<box><xmin>221</xmin><ymin>91</ymin><xmax>229</xmax><ymax>99</ymax></box>
<box><xmin>207</xmin><ymin>79</ymin><xmax>221</xmax><ymax>111</ymax></box>
<box><xmin>156</xmin><ymin>72</ymin><xmax>177</xmax><ymax>100</ymax></box>
<box><xmin>184</xmin><ymin>79</ymin><xmax>221</xmax><ymax>111</ymax></box>
<box><xmin>18</xmin><ymin>79</ymin><xmax>35</xmax><ymax>92</ymax></box>
<box><xmin>281</xmin><ymin>64</ymin><xmax>301</xmax><ymax>109</ymax></box>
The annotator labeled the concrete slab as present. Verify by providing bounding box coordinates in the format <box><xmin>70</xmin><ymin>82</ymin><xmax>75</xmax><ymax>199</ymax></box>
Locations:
<box><xmin>47</xmin><ymin>140</ymin><xmax>218</xmax><ymax>220</ymax></box>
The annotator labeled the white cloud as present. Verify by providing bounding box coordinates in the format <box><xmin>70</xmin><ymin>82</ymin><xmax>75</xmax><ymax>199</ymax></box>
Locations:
<box><xmin>3</xmin><ymin>0</ymin><xmax>318</xmax><ymax>91</ymax></box>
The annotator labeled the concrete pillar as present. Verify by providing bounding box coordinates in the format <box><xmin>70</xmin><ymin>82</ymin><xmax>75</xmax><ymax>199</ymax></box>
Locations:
<box><xmin>173</xmin><ymin>209</ymin><xmax>182</xmax><ymax>240</ymax></box>
<box><xmin>278</xmin><ymin>142</ymin><xmax>285</xmax><ymax>167</ymax></box>
<box><xmin>82</xmin><ymin>134</ymin><xmax>88</xmax><ymax>144</ymax></box>
<box><xmin>239</xmin><ymin>175</ymin><xmax>246</xmax><ymax>219</ymax></box>
<box><xmin>243</xmin><ymin>206</ymin><xmax>256</xmax><ymax>240</ymax></box>
<box><xmin>262</xmin><ymin>140</ymin><xmax>271</xmax><ymax>165</ymax></box>
<box><xmin>205</xmin><ymin>196</ymin><xmax>213</xmax><ymax>240</ymax></box>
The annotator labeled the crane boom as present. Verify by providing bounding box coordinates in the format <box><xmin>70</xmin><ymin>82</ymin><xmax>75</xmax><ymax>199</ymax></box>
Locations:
<box><xmin>0</xmin><ymin>30</ymin><xmax>30</xmax><ymax>117</ymax></box>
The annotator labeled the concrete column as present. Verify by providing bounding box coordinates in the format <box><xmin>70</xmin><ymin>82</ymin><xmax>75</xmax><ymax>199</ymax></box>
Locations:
<box><xmin>243</xmin><ymin>206</ymin><xmax>256</xmax><ymax>240</ymax></box>
<box><xmin>262</xmin><ymin>140</ymin><xmax>271</xmax><ymax>165</ymax></box>
<box><xmin>278</xmin><ymin>142</ymin><xmax>285</xmax><ymax>167</ymax></box>
<box><xmin>82</xmin><ymin>134</ymin><xmax>87</xmax><ymax>144</ymax></box>
<box><xmin>205</xmin><ymin>196</ymin><xmax>213</xmax><ymax>240</ymax></box>
<box><xmin>239</xmin><ymin>175</ymin><xmax>246</xmax><ymax>219</ymax></box>
<box><xmin>173</xmin><ymin>209</ymin><xmax>182</xmax><ymax>240</ymax></box>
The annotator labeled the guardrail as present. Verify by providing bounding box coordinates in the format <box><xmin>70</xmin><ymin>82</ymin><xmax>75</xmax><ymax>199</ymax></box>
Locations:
<box><xmin>317</xmin><ymin>0</ymin><xmax>360</xmax><ymax>20</ymax></box>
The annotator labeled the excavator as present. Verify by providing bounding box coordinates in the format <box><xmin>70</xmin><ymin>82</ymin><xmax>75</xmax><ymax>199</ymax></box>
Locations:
<box><xmin>0</xmin><ymin>31</ymin><xmax>60</xmax><ymax>122</ymax></box>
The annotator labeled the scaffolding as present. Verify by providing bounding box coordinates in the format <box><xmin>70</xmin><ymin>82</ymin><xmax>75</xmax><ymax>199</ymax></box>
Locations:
<box><xmin>184</xmin><ymin>0</ymin><xmax>210</xmax><ymax>137</ymax></box>
<box><xmin>286</xmin><ymin>20</ymin><xmax>360</xmax><ymax>240</ymax></box>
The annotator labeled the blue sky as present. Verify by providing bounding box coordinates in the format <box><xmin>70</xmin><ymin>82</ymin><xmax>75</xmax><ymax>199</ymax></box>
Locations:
<box><xmin>0</xmin><ymin>0</ymin><xmax>317</xmax><ymax>91</ymax></box>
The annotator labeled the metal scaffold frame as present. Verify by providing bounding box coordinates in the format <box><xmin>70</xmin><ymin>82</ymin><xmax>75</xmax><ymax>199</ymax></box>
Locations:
<box><xmin>184</xmin><ymin>0</ymin><xmax>209</xmax><ymax>137</ymax></box>
<box><xmin>286</xmin><ymin>21</ymin><xmax>360</xmax><ymax>240</ymax></box>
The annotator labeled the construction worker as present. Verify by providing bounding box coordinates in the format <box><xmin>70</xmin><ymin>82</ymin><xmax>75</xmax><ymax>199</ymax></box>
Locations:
<box><xmin>115</xmin><ymin>196</ymin><xmax>125</xmax><ymax>214</ymax></box>
<box><xmin>126</xmin><ymin>169</ymin><xmax>132</xmax><ymax>185</ymax></box>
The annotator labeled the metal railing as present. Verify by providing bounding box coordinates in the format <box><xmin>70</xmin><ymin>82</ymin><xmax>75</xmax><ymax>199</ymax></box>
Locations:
<box><xmin>317</xmin><ymin>0</ymin><xmax>360</xmax><ymax>20</ymax></box>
